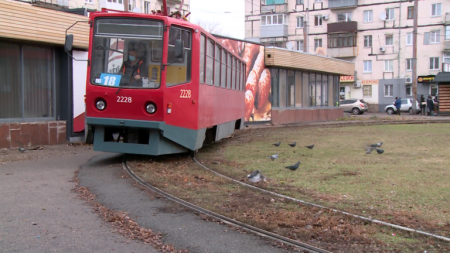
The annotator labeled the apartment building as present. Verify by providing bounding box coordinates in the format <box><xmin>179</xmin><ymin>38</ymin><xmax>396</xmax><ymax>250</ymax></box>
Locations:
<box><xmin>245</xmin><ymin>0</ymin><xmax>450</xmax><ymax>111</ymax></box>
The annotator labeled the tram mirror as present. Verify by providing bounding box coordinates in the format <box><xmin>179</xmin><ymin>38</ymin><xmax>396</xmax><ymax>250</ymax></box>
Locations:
<box><xmin>174</xmin><ymin>39</ymin><xmax>184</xmax><ymax>59</ymax></box>
<box><xmin>65</xmin><ymin>34</ymin><xmax>74</xmax><ymax>52</ymax></box>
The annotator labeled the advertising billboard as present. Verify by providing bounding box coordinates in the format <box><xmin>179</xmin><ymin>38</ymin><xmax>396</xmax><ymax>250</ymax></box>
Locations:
<box><xmin>219</xmin><ymin>38</ymin><xmax>271</xmax><ymax>122</ymax></box>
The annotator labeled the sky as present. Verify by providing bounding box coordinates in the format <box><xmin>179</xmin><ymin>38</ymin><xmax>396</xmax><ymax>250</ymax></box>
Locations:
<box><xmin>189</xmin><ymin>0</ymin><xmax>245</xmax><ymax>39</ymax></box>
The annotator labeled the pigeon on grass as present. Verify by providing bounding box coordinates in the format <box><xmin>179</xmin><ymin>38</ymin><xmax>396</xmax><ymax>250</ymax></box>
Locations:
<box><xmin>370</xmin><ymin>142</ymin><xmax>383</xmax><ymax>148</ymax></box>
<box><xmin>305</xmin><ymin>144</ymin><xmax>314</xmax><ymax>149</ymax></box>
<box><xmin>365</xmin><ymin>146</ymin><xmax>375</xmax><ymax>154</ymax></box>
<box><xmin>18</xmin><ymin>147</ymin><xmax>26</xmax><ymax>153</ymax></box>
<box><xmin>288</xmin><ymin>142</ymin><xmax>297</xmax><ymax>147</ymax></box>
<box><xmin>267</xmin><ymin>153</ymin><xmax>279</xmax><ymax>161</ymax></box>
<box><xmin>375</xmin><ymin>148</ymin><xmax>384</xmax><ymax>154</ymax></box>
<box><xmin>285</xmin><ymin>162</ymin><xmax>301</xmax><ymax>171</ymax></box>
<box><xmin>272</xmin><ymin>142</ymin><xmax>281</xmax><ymax>147</ymax></box>
<box><xmin>247</xmin><ymin>170</ymin><xmax>265</xmax><ymax>183</ymax></box>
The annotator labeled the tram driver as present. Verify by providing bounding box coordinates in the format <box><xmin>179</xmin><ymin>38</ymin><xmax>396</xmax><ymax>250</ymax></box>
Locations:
<box><xmin>119</xmin><ymin>47</ymin><xmax>148</xmax><ymax>87</ymax></box>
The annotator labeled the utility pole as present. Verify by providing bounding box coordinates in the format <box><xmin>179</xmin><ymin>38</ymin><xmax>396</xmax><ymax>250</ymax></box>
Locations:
<box><xmin>303</xmin><ymin>20</ymin><xmax>307</xmax><ymax>53</ymax></box>
<box><xmin>411</xmin><ymin>0</ymin><xmax>418</xmax><ymax>113</ymax></box>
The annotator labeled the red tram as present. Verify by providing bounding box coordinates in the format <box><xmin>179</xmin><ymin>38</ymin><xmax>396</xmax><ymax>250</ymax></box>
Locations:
<box><xmin>65</xmin><ymin>6</ymin><xmax>245</xmax><ymax>155</ymax></box>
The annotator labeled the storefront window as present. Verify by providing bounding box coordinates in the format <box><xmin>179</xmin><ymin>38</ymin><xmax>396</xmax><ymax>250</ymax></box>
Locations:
<box><xmin>322</xmin><ymin>75</ymin><xmax>328</xmax><ymax>106</ymax></box>
<box><xmin>279</xmin><ymin>69</ymin><xmax>287</xmax><ymax>107</ymax></box>
<box><xmin>271</xmin><ymin>69</ymin><xmax>279</xmax><ymax>107</ymax></box>
<box><xmin>0</xmin><ymin>42</ymin><xmax>54</xmax><ymax>120</ymax></box>
<box><xmin>287</xmin><ymin>70</ymin><xmax>295</xmax><ymax>107</ymax></box>
<box><xmin>295</xmin><ymin>71</ymin><xmax>302</xmax><ymax>107</ymax></box>
<box><xmin>309</xmin><ymin>73</ymin><xmax>315</xmax><ymax>106</ymax></box>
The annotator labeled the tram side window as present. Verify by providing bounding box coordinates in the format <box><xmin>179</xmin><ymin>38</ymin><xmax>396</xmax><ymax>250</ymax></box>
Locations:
<box><xmin>214</xmin><ymin>45</ymin><xmax>221</xmax><ymax>87</ymax></box>
<box><xmin>221</xmin><ymin>51</ymin><xmax>227</xmax><ymax>88</ymax></box>
<box><xmin>242</xmin><ymin>64</ymin><xmax>246</xmax><ymax>91</ymax></box>
<box><xmin>206</xmin><ymin>39</ymin><xmax>214</xmax><ymax>85</ymax></box>
<box><xmin>167</xmin><ymin>26</ymin><xmax>192</xmax><ymax>87</ymax></box>
<box><xmin>227</xmin><ymin>53</ymin><xmax>231</xmax><ymax>89</ymax></box>
<box><xmin>231</xmin><ymin>57</ymin><xmax>236</xmax><ymax>90</ymax></box>
<box><xmin>200</xmin><ymin>34</ymin><xmax>205</xmax><ymax>84</ymax></box>
<box><xmin>237</xmin><ymin>62</ymin><xmax>241</xmax><ymax>91</ymax></box>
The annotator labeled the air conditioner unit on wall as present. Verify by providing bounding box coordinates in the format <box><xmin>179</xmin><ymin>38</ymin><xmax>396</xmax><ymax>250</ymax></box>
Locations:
<box><xmin>322</xmin><ymin>15</ymin><xmax>328</xmax><ymax>20</ymax></box>
<box><xmin>380</xmin><ymin>46</ymin><xmax>386</xmax><ymax>52</ymax></box>
<box><xmin>353</xmin><ymin>81</ymin><xmax>361</xmax><ymax>88</ymax></box>
<box><xmin>405</xmin><ymin>77</ymin><xmax>412</xmax><ymax>84</ymax></box>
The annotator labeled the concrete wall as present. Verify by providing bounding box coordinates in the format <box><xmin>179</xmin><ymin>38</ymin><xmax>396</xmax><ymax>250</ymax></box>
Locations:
<box><xmin>0</xmin><ymin>121</ymin><xmax>67</xmax><ymax>149</ymax></box>
<box><xmin>271</xmin><ymin>108</ymin><xmax>343</xmax><ymax>125</ymax></box>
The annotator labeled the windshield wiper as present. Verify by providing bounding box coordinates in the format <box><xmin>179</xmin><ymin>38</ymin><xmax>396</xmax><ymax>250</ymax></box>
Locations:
<box><xmin>116</xmin><ymin>59</ymin><xmax>141</xmax><ymax>94</ymax></box>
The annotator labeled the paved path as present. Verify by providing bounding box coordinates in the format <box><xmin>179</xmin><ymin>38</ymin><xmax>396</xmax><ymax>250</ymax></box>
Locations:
<box><xmin>0</xmin><ymin>151</ymin><xmax>159</xmax><ymax>253</ymax></box>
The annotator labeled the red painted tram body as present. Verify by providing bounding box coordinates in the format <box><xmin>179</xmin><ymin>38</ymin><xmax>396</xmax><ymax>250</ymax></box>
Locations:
<box><xmin>70</xmin><ymin>9</ymin><xmax>245</xmax><ymax>155</ymax></box>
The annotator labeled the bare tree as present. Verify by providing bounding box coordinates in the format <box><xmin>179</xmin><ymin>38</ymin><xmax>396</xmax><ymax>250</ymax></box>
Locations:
<box><xmin>194</xmin><ymin>19</ymin><xmax>229</xmax><ymax>36</ymax></box>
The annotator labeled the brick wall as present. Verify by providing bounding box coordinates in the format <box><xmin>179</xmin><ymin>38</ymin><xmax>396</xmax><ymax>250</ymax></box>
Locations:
<box><xmin>0</xmin><ymin>121</ymin><xmax>67</xmax><ymax>149</ymax></box>
<box><xmin>271</xmin><ymin>108</ymin><xmax>344</xmax><ymax>125</ymax></box>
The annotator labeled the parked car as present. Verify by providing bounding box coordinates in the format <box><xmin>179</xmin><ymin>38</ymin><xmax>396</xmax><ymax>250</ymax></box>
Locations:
<box><xmin>385</xmin><ymin>98</ymin><xmax>420</xmax><ymax>115</ymax></box>
<box><xmin>340</xmin><ymin>99</ymin><xmax>369</xmax><ymax>115</ymax></box>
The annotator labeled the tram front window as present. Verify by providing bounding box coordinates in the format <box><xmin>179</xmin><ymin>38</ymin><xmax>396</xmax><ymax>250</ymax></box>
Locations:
<box><xmin>90</xmin><ymin>18</ymin><xmax>164</xmax><ymax>89</ymax></box>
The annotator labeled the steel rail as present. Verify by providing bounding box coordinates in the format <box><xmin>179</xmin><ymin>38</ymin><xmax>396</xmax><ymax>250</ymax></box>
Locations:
<box><xmin>122</xmin><ymin>156</ymin><xmax>331</xmax><ymax>253</ymax></box>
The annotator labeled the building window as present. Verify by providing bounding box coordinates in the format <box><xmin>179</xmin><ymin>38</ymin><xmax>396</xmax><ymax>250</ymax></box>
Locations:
<box><xmin>386</xmin><ymin>35</ymin><xmax>393</xmax><ymax>46</ymax></box>
<box><xmin>261</xmin><ymin>14</ymin><xmax>286</xmax><ymax>26</ymax></box>
<box><xmin>363</xmin><ymin>60</ymin><xmax>372</xmax><ymax>73</ymax></box>
<box><xmin>314</xmin><ymin>38</ymin><xmax>322</xmax><ymax>51</ymax></box>
<box><xmin>446</xmin><ymin>26</ymin><xmax>450</xmax><ymax>40</ymax></box>
<box><xmin>297</xmin><ymin>40</ymin><xmax>304</xmax><ymax>52</ymax></box>
<box><xmin>364</xmin><ymin>35</ymin><xmax>372</xmax><ymax>47</ymax></box>
<box><xmin>85</xmin><ymin>0</ymin><xmax>93</xmax><ymax>3</ymax></box>
<box><xmin>386</xmin><ymin>8</ymin><xmax>394</xmax><ymax>20</ymax></box>
<box><xmin>337</xmin><ymin>13</ymin><xmax>352</xmax><ymax>22</ymax></box>
<box><xmin>328</xmin><ymin>33</ymin><xmax>356</xmax><ymax>48</ymax></box>
<box><xmin>385</xmin><ymin>60</ymin><xmax>393</xmax><ymax>72</ymax></box>
<box><xmin>430</xmin><ymin>57</ymin><xmax>439</xmax><ymax>70</ymax></box>
<box><xmin>363</xmin><ymin>85</ymin><xmax>372</xmax><ymax>98</ymax></box>
<box><xmin>315</xmin><ymin>0</ymin><xmax>322</xmax><ymax>2</ymax></box>
<box><xmin>384</xmin><ymin>84</ymin><xmax>393</xmax><ymax>97</ymax></box>
<box><xmin>431</xmin><ymin>3</ymin><xmax>441</xmax><ymax>17</ymax></box>
<box><xmin>296</xmin><ymin>0</ymin><xmax>304</xmax><ymax>4</ymax></box>
<box><xmin>297</xmin><ymin>16</ymin><xmax>304</xmax><ymax>28</ymax></box>
<box><xmin>444</xmin><ymin>52</ymin><xmax>450</xmax><ymax>64</ymax></box>
<box><xmin>407</xmin><ymin>6</ymin><xmax>413</xmax><ymax>19</ymax></box>
<box><xmin>144</xmin><ymin>1</ymin><xmax>151</xmax><ymax>14</ymax></box>
<box><xmin>0</xmin><ymin>42</ymin><xmax>55</xmax><ymax>120</ymax></box>
<box><xmin>406</xmin><ymin>33</ymin><xmax>412</xmax><ymax>45</ymax></box>
<box><xmin>430</xmin><ymin>30</ymin><xmax>440</xmax><ymax>43</ymax></box>
<box><xmin>314</xmin><ymin>15</ymin><xmax>322</xmax><ymax>26</ymax></box>
<box><xmin>363</xmin><ymin>10</ymin><xmax>372</xmax><ymax>23</ymax></box>
<box><xmin>406</xmin><ymin>85</ymin><xmax>412</xmax><ymax>96</ymax></box>
<box><xmin>406</xmin><ymin>58</ymin><xmax>412</xmax><ymax>71</ymax></box>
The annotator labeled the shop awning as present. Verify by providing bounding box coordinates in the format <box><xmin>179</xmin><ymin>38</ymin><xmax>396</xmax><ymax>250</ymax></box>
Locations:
<box><xmin>434</xmin><ymin>72</ymin><xmax>450</xmax><ymax>84</ymax></box>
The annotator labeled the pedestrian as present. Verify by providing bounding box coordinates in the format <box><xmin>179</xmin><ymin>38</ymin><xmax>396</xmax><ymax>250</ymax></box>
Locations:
<box><xmin>427</xmin><ymin>95</ymin><xmax>435</xmax><ymax>116</ymax></box>
<box><xmin>433</xmin><ymin>96</ymin><xmax>439</xmax><ymax>115</ymax></box>
<box><xmin>394</xmin><ymin>97</ymin><xmax>402</xmax><ymax>115</ymax></box>
<box><xmin>420</xmin><ymin>95</ymin><xmax>426</xmax><ymax>115</ymax></box>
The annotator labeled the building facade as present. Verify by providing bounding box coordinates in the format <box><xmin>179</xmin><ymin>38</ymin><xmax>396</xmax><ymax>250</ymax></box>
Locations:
<box><xmin>245</xmin><ymin>0</ymin><xmax>450</xmax><ymax>112</ymax></box>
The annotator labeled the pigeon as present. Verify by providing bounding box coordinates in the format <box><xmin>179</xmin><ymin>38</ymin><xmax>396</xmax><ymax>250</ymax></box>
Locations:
<box><xmin>288</xmin><ymin>142</ymin><xmax>297</xmax><ymax>147</ymax></box>
<box><xmin>365</xmin><ymin>146</ymin><xmax>375</xmax><ymax>154</ymax></box>
<box><xmin>370</xmin><ymin>142</ymin><xmax>383</xmax><ymax>147</ymax></box>
<box><xmin>375</xmin><ymin>148</ymin><xmax>384</xmax><ymax>154</ymax></box>
<box><xmin>272</xmin><ymin>142</ymin><xmax>281</xmax><ymax>147</ymax></box>
<box><xmin>247</xmin><ymin>170</ymin><xmax>264</xmax><ymax>183</ymax></box>
<box><xmin>267</xmin><ymin>153</ymin><xmax>279</xmax><ymax>161</ymax></box>
<box><xmin>305</xmin><ymin>144</ymin><xmax>314</xmax><ymax>149</ymax></box>
<box><xmin>18</xmin><ymin>147</ymin><xmax>26</xmax><ymax>153</ymax></box>
<box><xmin>285</xmin><ymin>162</ymin><xmax>301</xmax><ymax>171</ymax></box>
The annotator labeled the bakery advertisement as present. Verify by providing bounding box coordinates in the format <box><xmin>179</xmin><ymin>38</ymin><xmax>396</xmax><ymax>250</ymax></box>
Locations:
<box><xmin>219</xmin><ymin>38</ymin><xmax>271</xmax><ymax>122</ymax></box>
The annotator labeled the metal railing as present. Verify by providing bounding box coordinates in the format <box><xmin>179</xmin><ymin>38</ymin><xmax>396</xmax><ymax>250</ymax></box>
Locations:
<box><xmin>328</xmin><ymin>0</ymin><xmax>358</xmax><ymax>9</ymax></box>
<box><xmin>31</xmin><ymin>0</ymin><xmax>68</xmax><ymax>7</ymax></box>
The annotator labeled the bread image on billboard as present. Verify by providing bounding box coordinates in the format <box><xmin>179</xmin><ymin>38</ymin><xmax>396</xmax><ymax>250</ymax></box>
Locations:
<box><xmin>219</xmin><ymin>38</ymin><xmax>271</xmax><ymax>122</ymax></box>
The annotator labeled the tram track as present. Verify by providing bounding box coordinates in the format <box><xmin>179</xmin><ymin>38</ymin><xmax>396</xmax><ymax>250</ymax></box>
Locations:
<box><xmin>122</xmin><ymin>156</ymin><xmax>331</xmax><ymax>253</ymax></box>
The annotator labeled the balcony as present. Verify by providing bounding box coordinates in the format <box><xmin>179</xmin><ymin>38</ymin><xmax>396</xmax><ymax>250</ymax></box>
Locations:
<box><xmin>444</xmin><ymin>63</ymin><xmax>450</xmax><ymax>72</ymax></box>
<box><xmin>327</xmin><ymin>47</ymin><xmax>357</xmax><ymax>58</ymax></box>
<box><xmin>31</xmin><ymin>0</ymin><xmax>69</xmax><ymax>8</ymax></box>
<box><xmin>327</xmin><ymin>21</ymin><xmax>357</xmax><ymax>33</ymax></box>
<box><xmin>261</xmin><ymin>24</ymin><xmax>288</xmax><ymax>38</ymax></box>
<box><xmin>445</xmin><ymin>41</ymin><xmax>450</xmax><ymax>52</ymax></box>
<box><xmin>261</xmin><ymin>1</ymin><xmax>287</xmax><ymax>14</ymax></box>
<box><xmin>328</xmin><ymin>0</ymin><xmax>358</xmax><ymax>10</ymax></box>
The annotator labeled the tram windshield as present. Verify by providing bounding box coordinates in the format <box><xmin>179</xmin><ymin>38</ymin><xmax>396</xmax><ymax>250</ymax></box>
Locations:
<box><xmin>90</xmin><ymin>18</ymin><xmax>164</xmax><ymax>89</ymax></box>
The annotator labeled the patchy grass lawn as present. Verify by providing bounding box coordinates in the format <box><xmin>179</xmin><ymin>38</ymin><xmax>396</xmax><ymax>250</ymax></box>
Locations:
<box><xmin>129</xmin><ymin>123</ymin><xmax>450</xmax><ymax>252</ymax></box>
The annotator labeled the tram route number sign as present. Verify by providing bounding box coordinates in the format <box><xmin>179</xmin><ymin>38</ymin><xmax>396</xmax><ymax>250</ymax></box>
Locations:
<box><xmin>99</xmin><ymin>73</ymin><xmax>122</xmax><ymax>87</ymax></box>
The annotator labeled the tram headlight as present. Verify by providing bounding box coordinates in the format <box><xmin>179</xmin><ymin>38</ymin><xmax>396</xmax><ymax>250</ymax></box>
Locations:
<box><xmin>146</xmin><ymin>103</ymin><xmax>156</xmax><ymax>114</ymax></box>
<box><xmin>96</xmin><ymin>100</ymin><xmax>106</xmax><ymax>111</ymax></box>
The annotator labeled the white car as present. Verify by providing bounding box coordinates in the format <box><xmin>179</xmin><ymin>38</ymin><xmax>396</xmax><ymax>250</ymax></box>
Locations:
<box><xmin>385</xmin><ymin>98</ymin><xmax>420</xmax><ymax>115</ymax></box>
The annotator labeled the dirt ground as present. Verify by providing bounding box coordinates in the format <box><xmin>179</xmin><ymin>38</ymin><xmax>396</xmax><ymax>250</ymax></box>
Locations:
<box><xmin>0</xmin><ymin>143</ymin><xmax>93</xmax><ymax>165</ymax></box>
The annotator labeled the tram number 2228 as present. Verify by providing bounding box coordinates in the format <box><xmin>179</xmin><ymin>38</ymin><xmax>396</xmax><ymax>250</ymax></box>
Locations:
<box><xmin>180</xmin><ymin>89</ymin><xmax>191</xmax><ymax>98</ymax></box>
